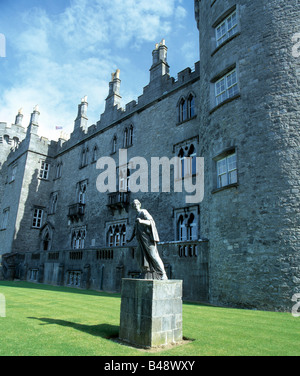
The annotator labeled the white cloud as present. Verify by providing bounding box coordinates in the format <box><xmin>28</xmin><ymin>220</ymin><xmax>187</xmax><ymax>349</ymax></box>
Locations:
<box><xmin>1</xmin><ymin>0</ymin><xmax>185</xmax><ymax>140</ymax></box>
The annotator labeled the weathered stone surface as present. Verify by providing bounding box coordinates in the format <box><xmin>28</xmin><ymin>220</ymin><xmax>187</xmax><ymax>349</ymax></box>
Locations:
<box><xmin>119</xmin><ymin>279</ymin><xmax>183</xmax><ymax>348</ymax></box>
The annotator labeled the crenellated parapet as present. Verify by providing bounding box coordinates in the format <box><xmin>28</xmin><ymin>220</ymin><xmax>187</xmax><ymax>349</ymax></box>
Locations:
<box><xmin>59</xmin><ymin>41</ymin><xmax>200</xmax><ymax>152</ymax></box>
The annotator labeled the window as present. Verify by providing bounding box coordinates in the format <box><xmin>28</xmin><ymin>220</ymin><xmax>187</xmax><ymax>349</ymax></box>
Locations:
<box><xmin>10</xmin><ymin>164</ymin><xmax>17</xmax><ymax>182</ymax></box>
<box><xmin>68</xmin><ymin>271</ymin><xmax>81</xmax><ymax>287</ymax></box>
<box><xmin>129</xmin><ymin>125</ymin><xmax>134</xmax><ymax>146</ymax></box>
<box><xmin>123</xmin><ymin>128</ymin><xmax>128</xmax><ymax>148</ymax></box>
<box><xmin>175</xmin><ymin>208</ymin><xmax>199</xmax><ymax>242</ymax></box>
<box><xmin>178</xmin><ymin>143</ymin><xmax>197</xmax><ymax>179</ymax></box>
<box><xmin>177</xmin><ymin>215</ymin><xmax>186</xmax><ymax>241</ymax></box>
<box><xmin>71</xmin><ymin>227</ymin><xmax>86</xmax><ymax>249</ymax></box>
<box><xmin>92</xmin><ymin>145</ymin><xmax>98</xmax><ymax>163</ymax></box>
<box><xmin>32</xmin><ymin>208</ymin><xmax>43</xmax><ymax>228</ymax></box>
<box><xmin>179</xmin><ymin>98</ymin><xmax>187</xmax><ymax>123</ymax></box>
<box><xmin>49</xmin><ymin>192</ymin><xmax>58</xmax><ymax>214</ymax></box>
<box><xmin>55</xmin><ymin>162</ymin><xmax>62</xmax><ymax>179</ymax></box>
<box><xmin>106</xmin><ymin>223</ymin><xmax>127</xmax><ymax>247</ymax></box>
<box><xmin>1</xmin><ymin>208</ymin><xmax>9</xmax><ymax>230</ymax></box>
<box><xmin>178</xmin><ymin>94</ymin><xmax>196</xmax><ymax>123</ymax></box>
<box><xmin>78</xmin><ymin>181</ymin><xmax>87</xmax><ymax>204</ymax></box>
<box><xmin>39</xmin><ymin>161</ymin><xmax>50</xmax><ymax>180</ymax></box>
<box><xmin>215</xmin><ymin>69</ymin><xmax>239</xmax><ymax>106</ymax></box>
<box><xmin>112</xmin><ymin>136</ymin><xmax>117</xmax><ymax>154</ymax></box>
<box><xmin>217</xmin><ymin>152</ymin><xmax>237</xmax><ymax>188</ymax></box>
<box><xmin>186</xmin><ymin>213</ymin><xmax>196</xmax><ymax>241</ymax></box>
<box><xmin>81</xmin><ymin>147</ymin><xmax>89</xmax><ymax>167</ymax></box>
<box><xmin>187</xmin><ymin>94</ymin><xmax>195</xmax><ymax>118</ymax></box>
<box><xmin>215</xmin><ymin>10</ymin><xmax>237</xmax><ymax>47</ymax></box>
<box><xmin>118</xmin><ymin>166</ymin><xmax>131</xmax><ymax>192</ymax></box>
<box><xmin>123</xmin><ymin>126</ymin><xmax>134</xmax><ymax>148</ymax></box>
<box><xmin>42</xmin><ymin>230</ymin><xmax>51</xmax><ymax>251</ymax></box>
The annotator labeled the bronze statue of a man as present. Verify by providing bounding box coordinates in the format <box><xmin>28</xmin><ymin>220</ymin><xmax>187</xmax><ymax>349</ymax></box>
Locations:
<box><xmin>127</xmin><ymin>199</ymin><xmax>168</xmax><ymax>280</ymax></box>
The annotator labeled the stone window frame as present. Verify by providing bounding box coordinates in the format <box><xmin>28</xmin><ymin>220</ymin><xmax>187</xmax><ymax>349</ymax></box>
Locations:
<box><xmin>106</xmin><ymin>220</ymin><xmax>127</xmax><ymax>247</ymax></box>
<box><xmin>174</xmin><ymin>205</ymin><xmax>200</xmax><ymax>242</ymax></box>
<box><xmin>91</xmin><ymin>144</ymin><xmax>98</xmax><ymax>163</ymax></box>
<box><xmin>39</xmin><ymin>160</ymin><xmax>50</xmax><ymax>180</ymax></box>
<box><xmin>77</xmin><ymin>179</ymin><xmax>88</xmax><ymax>205</ymax></box>
<box><xmin>210</xmin><ymin>64</ymin><xmax>240</xmax><ymax>112</ymax></box>
<box><xmin>211</xmin><ymin>5</ymin><xmax>241</xmax><ymax>56</ymax></box>
<box><xmin>173</xmin><ymin>136</ymin><xmax>199</xmax><ymax>181</ymax></box>
<box><xmin>55</xmin><ymin>161</ymin><xmax>63</xmax><ymax>179</ymax></box>
<box><xmin>215</xmin><ymin>9</ymin><xmax>238</xmax><ymax>48</ymax></box>
<box><xmin>212</xmin><ymin>147</ymin><xmax>239</xmax><ymax>193</ymax></box>
<box><xmin>112</xmin><ymin>135</ymin><xmax>117</xmax><ymax>154</ymax></box>
<box><xmin>32</xmin><ymin>207</ymin><xmax>44</xmax><ymax>229</ymax></box>
<box><xmin>71</xmin><ymin>226</ymin><xmax>87</xmax><ymax>250</ymax></box>
<box><xmin>1</xmin><ymin>207</ymin><xmax>10</xmax><ymax>230</ymax></box>
<box><xmin>123</xmin><ymin>125</ymin><xmax>134</xmax><ymax>148</ymax></box>
<box><xmin>10</xmin><ymin>163</ymin><xmax>17</xmax><ymax>183</ymax></box>
<box><xmin>177</xmin><ymin>92</ymin><xmax>197</xmax><ymax>125</ymax></box>
<box><xmin>48</xmin><ymin>191</ymin><xmax>59</xmax><ymax>215</ymax></box>
<box><xmin>215</xmin><ymin>69</ymin><xmax>239</xmax><ymax>106</ymax></box>
<box><xmin>80</xmin><ymin>145</ymin><xmax>89</xmax><ymax>168</ymax></box>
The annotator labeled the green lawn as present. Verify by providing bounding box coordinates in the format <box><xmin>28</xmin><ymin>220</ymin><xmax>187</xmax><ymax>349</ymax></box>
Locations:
<box><xmin>0</xmin><ymin>281</ymin><xmax>299</xmax><ymax>356</ymax></box>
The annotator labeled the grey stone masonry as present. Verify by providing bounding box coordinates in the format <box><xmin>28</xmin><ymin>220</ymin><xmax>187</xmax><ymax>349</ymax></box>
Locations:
<box><xmin>119</xmin><ymin>279</ymin><xmax>182</xmax><ymax>348</ymax></box>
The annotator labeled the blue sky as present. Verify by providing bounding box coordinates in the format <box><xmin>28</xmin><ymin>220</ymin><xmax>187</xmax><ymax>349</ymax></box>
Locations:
<box><xmin>0</xmin><ymin>0</ymin><xmax>199</xmax><ymax>140</ymax></box>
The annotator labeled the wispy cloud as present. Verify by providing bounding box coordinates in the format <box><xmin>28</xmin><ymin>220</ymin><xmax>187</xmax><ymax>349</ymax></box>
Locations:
<box><xmin>0</xmin><ymin>0</ymin><xmax>190</xmax><ymax>140</ymax></box>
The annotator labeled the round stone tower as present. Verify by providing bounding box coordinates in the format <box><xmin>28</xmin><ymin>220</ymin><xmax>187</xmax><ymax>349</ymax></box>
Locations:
<box><xmin>195</xmin><ymin>0</ymin><xmax>300</xmax><ymax>311</ymax></box>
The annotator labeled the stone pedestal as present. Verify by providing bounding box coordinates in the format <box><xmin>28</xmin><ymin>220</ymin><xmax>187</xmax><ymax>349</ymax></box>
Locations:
<box><xmin>119</xmin><ymin>279</ymin><xmax>183</xmax><ymax>348</ymax></box>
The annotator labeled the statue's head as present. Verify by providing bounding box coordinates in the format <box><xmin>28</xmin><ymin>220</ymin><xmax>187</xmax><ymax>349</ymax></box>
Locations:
<box><xmin>132</xmin><ymin>199</ymin><xmax>141</xmax><ymax>211</ymax></box>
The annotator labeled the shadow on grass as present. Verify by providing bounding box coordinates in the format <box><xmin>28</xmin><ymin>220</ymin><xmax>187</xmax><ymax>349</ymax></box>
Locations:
<box><xmin>28</xmin><ymin>317</ymin><xmax>119</xmax><ymax>339</ymax></box>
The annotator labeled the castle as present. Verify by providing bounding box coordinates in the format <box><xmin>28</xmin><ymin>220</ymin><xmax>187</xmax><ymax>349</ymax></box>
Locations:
<box><xmin>0</xmin><ymin>0</ymin><xmax>299</xmax><ymax>312</ymax></box>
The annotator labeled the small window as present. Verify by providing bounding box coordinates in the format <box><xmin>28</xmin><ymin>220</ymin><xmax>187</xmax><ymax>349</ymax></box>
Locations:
<box><xmin>215</xmin><ymin>10</ymin><xmax>237</xmax><ymax>47</ymax></box>
<box><xmin>55</xmin><ymin>162</ymin><xmax>62</xmax><ymax>179</ymax></box>
<box><xmin>178</xmin><ymin>144</ymin><xmax>197</xmax><ymax>178</ymax></box>
<box><xmin>32</xmin><ymin>208</ymin><xmax>43</xmax><ymax>228</ymax></box>
<box><xmin>123</xmin><ymin>128</ymin><xmax>128</xmax><ymax>148</ymax></box>
<box><xmin>81</xmin><ymin>147</ymin><xmax>89</xmax><ymax>167</ymax></box>
<box><xmin>92</xmin><ymin>146</ymin><xmax>98</xmax><ymax>163</ymax></box>
<box><xmin>177</xmin><ymin>215</ymin><xmax>186</xmax><ymax>241</ymax></box>
<box><xmin>106</xmin><ymin>223</ymin><xmax>127</xmax><ymax>247</ymax></box>
<box><xmin>112</xmin><ymin>136</ymin><xmax>117</xmax><ymax>154</ymax></box>
<box><xmin>49</xmin><ymin>192</ymin><xmax>58</xmax><ymax>214</ymax></box>
<box><xmin>1</xmin><ymin>208</ymin><xmax>9</xmax><ymax>230</ymax></box>
<box><xmin>72</xmin><ymin>227</ymin><xmax>86</xmax><ymax>249</ymax></box>
<box><xmin>217</xmin><ymin>152</ymin><xmax>237</xmax><ymax>188</ymax></box>
<box><xmin>121</xmin><ymin>224</ymin><xmax>126</xmax><ymax>246</ymax></box>
<box><xmin>179</xmin><ymin>98</ymin><xmax>187</xmax><ymax>123</ymax></box>
<box><xmin>215</xmin><ymin>69</ymin><xmax>239</xmax><ymax>106</ymax></box>
<box><xmin>187</xmin><ymin>213</ymin><xmax>197</xmax><ymax>241</ymax></box>
<box><xmin>187</xmin><ymin>95</ymin><xmax>195</xmax><ymax>118</ymax></box>
<box><xmin>39</xmin><ymin>161</ymin><xmax>50</xmax><ymax>180</ymax></box>
<box><xmin>11</xmin><ymin>164</ymin><xmax>17</xmax><ymax>182</ymax></box>
<box><xmin>78</xmin><ymin>181</ymin><xmax>87</xmax><ymax>204</ymax></box>
<box><xmin>176</xmin><ymin>209</ymin><xmax>199</xmax><ymax>242</ymax></box>
<box><xmin>129</xmin><ymin>126</ymin><xmax>133</xmax><ymax>146</ymax></box>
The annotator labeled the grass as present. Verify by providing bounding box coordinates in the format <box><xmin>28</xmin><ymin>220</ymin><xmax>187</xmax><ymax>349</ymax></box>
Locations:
<box><xmin>0</xmin><ymin>281</ymin><xmax>299</xmax><ymax>356</ymax></box>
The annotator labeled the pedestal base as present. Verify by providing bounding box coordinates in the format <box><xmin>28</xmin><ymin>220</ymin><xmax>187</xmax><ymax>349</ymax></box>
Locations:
<box><xmin>119</xmin><ymin>279</ymin><xmax>183</xmax><ymax>348</ymax></box>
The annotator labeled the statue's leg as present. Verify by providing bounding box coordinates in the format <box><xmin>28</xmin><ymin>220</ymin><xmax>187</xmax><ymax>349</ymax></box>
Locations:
<box><xmin>146</xmin><ymin>245</ymin><xmax>168</xmax><ymax>280</ymax></box>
